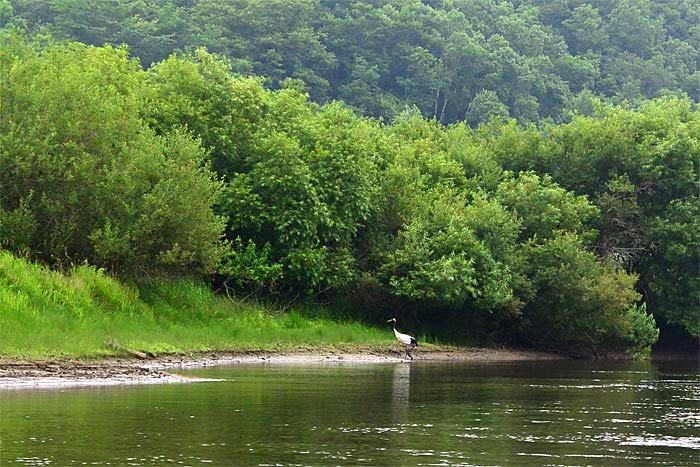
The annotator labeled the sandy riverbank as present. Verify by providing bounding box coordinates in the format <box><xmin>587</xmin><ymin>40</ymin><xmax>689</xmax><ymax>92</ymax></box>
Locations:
<box><xmin>0</xmin><ymin>346</ymin><xmax>564</xmax><ymax>390</ymax></box>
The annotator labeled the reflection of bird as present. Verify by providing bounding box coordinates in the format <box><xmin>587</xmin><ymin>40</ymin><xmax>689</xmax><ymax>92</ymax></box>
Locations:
<box><xmin>391</xmin><ymin>363</ymin><xmax>411</xmax><ymax>412</ymax></box>
<box><xmin>387</xmin><ymin>318</ymin><xmax>418</xmax><ymax>360</ymax></box>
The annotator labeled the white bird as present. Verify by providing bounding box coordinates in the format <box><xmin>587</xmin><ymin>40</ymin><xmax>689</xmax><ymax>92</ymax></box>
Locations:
<box><xmin>387</xmin><ymin>318</ymin><xmax>418</xmax><ymax>360</ymax></box>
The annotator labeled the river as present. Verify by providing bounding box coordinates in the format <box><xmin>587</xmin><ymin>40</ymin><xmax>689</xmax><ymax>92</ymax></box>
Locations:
<box><xmin>1</xmin><ymin>359</ymin><xmax>698</xmax><ymax>466</ymax></box>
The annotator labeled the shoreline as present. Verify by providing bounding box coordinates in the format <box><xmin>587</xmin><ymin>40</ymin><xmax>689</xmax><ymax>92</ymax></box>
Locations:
<box><xmin>0</xmin><ymin>346</ymin><xmax>563</xmax><ymax>390</ymax></box>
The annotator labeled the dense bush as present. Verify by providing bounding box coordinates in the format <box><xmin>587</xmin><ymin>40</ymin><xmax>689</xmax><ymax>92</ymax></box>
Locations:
<box><xmin>0</xmin><ymin>34</ymin><xmax>224</xmax><ymax>274</ymax></box>
<box><xmin>146</xmin><ymin>51</ymin><xmax>384</xmax><ymax>293</ymax></box>
<box><xmin>4</xmin><ymin>32</ymin><xmax>697</xmax><ymax>356</ymax></box>
<box><xmin>489</xmin><ymin>99</ymin><xmax>700</xmax><ymax>341</ymax></box>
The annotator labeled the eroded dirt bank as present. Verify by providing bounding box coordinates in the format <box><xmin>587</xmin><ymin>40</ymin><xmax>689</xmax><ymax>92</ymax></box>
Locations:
<box><xmin>0</xmin><ymin>346</ymin><xmax>564</xmax><ymax>389</ymax></box>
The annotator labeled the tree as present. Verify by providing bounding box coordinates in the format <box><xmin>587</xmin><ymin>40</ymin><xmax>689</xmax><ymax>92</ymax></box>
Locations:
<box><xmin>4</xmin><ymin>0</ymin><xmax>698</xmax><ymax>125</ymax></box>
<box><xmin>562</xmin><ymin>4</ymin><xmax>607</xmax><ymax>55</ymax></box>
<box><xmin>605</xmin><ymin>0</ymin><xmax>660</xmax><ymax>58</ymax></box>
<box><xmin>494</xmin><ymin>98</ymin><xmax>699</xmax><ymax>342</ymax></box>
<box><xmin>0</xmin><ymin>34</ymin><xmax>225</xmax><ymax>275</ymax></box>
<box><xmin>466</xmin><ymin>89</ymin><xmax>509</xmax><ymax>127</ymax></box>
<box><xmin>147</xmin><ymin>51</ymin><xmax>383</xmax><ymax>293</ymax></box>
<box><xmin>644</xmin><ymin>198</ymin><xmax>699</xmax><ymax>338</ymax></box>
<box><xmin>496</xmin><ymin>172</ymin><xmax>599</xmax><ymax>244</ymax></box>
<box><xmin>520</xmin><ymin>232</ymin><xmax>654</xmax><ymax>357</ymax></box>
<box><xmin>381</xmin><ymin>187</ymin><xmax>517</xmax><ymax>310</ymax></box>
<box><xmin>190</xmin><ymin>0</ymin><xmax>335</xmax><ymax>101</ymax></box>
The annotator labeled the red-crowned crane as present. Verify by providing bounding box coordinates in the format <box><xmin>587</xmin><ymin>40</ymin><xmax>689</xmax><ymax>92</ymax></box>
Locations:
<box><xmin>387</xmin><ymin>318</ymin><xmax>418</xmax><ymax>360</ymax></box>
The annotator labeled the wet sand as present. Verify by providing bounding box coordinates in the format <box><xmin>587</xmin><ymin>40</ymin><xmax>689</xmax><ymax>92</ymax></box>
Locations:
<box><xmin>0</xmin><ymin>346</ymin><xmax>563</xmax><ymax>390</ymax></box>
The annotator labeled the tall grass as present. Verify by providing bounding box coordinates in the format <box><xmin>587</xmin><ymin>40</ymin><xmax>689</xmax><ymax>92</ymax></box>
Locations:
<box><xmin>0</xmin><ymin>251</ymin><xmax>389</xmax><ymax>358</ymax></box>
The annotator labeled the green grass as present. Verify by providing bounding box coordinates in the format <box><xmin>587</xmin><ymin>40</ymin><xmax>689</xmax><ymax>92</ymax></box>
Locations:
<box><xmin>0</xmin><ymin>251</ymin><xmax>390</xmax><ymax>358</ymax></box>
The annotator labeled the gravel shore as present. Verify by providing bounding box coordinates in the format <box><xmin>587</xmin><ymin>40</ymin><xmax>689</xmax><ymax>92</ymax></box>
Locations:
<box><xmin>0</xmin><ymin>346</ymin><xmax>563</xmax><ymax>390</ymax></box>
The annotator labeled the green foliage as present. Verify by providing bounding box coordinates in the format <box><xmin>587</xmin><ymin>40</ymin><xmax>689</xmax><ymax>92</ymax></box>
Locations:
<box><xmin>4</xmin><ymin>30</ymin><xmax>693</xmax><ymax>355</ymax></box>
<box><xmin>0</xmin><ymin>250</ymin><xmax>148</xmax><ymax>324</ymax></box>
<box><xmin>3</xmin><ymin>0</ymin><xmax>697</xmax><ymax>124</ymax></box>
<box><xmin>147</xmin><ymin>51</ymin><xmax>383</xmax><ymax>293</ymax></box>
<box><xmin>645</xmin><ymin>198</ymin><xmax>700</xmax><ymax>336</ymax></box>
<box><xmin>466</xmin><ymin>90</ymin><xmax>510</xmax><ymax>127</ymax></box>
<box><xmin>621</xmin><ymin>303</ymin><xmax>660</xmax><ymax>358</ymax></box>
<box><xmin>0</xmin><ymin>251</ymin><xmax>388</xmax><ymax>357</ymax></box>
<box><xmin>496</xmin><ymin>172</ymin><xmax>599</xmax><ymax>243</ymax></box>
<box><xmin>222</xmin><ymin>238</ymin><xmax>283</xmax><ymax>291</ymax></box>
<box><xmin>494</xmin><ymin>98</ymin><xmax>699</xmax><ymax>339</ymax></box>
<box><xmin>381</xmin><ymin>188</ymin><xmax>515</xmax><ymax>309</ymax></box>
<box><xmin>4</xmin><ymin>0</ymin><xmax>186</xmax><ymax>67</ymax></box>
<box><xmin>520</xmin><ymin>233</ymin><xmax>645</xmax><ymax>356</ymax></box>
<box><xmin>0</xmin><ymin>33</ymin><xmax>225</xmax><ymax>275</ymax></box>
<box><xmin>146</xmin><ymin>50</ymin><xmax>268</xmax><ymax>177</ymax></box>
<box><xmin>220</xmin><ymin>99</ymin><xmax>382</xmax><ymax>292</ymax></box>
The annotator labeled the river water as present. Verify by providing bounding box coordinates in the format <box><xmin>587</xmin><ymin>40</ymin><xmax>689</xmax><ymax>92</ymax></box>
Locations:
<box><xmin>0</xmin><ymin>359</ymin><xmax>698</xmax><ymax>466</ymax></box>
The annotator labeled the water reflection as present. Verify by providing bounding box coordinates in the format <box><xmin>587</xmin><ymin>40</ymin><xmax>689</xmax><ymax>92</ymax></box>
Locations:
<box><xmin>391</xmin><ymin>363</ymin><xmax>411</xmax><ymax>410</ymax></box>
<box><xmin>0</xmin><ymin>360</ymin><xmax>698</xmax><ymax>466</ymax></box>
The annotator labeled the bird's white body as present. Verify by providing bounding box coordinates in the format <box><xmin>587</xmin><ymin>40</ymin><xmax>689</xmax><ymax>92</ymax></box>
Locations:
<box><xmin>392</xmin><ymin>327</ymin><xmax>415</xmax><ymax>346</ymax></box>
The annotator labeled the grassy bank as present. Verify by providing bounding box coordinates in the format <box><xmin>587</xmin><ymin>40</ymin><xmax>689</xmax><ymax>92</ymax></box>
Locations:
<box><xmin>0</xmin><ymin>252</ymin><xmax>390</xmax><ymax>359</ymax></box>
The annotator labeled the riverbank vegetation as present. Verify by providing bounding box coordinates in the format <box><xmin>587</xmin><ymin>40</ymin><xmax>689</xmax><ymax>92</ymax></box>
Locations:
<box><xmin>1</xmin><ymin>4</ymin><xmax>697</xmax><ymax>359</ymax></box>
<box><xmin>0</xmin><ymin>251</ymin><xmax>389</xmax><ymax>358</ymax></box>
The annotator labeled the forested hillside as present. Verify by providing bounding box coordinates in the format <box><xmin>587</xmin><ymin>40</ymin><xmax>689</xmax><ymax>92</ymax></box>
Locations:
<box><xmin>1</xmin><ymin>2</ymin><xmax>698</xmax><ymax>356</ymax></box>
<box><xmin>1</xmin><ymin>0</ymin><xmax>698</xmax><ymax>124</ymax></box>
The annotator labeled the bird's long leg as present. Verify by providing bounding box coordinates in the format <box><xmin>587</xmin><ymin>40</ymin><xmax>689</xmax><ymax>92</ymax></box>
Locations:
<box><xmin>406</xmin><ymin>343</ymin><xmax>418</xmax><ymax>360</ymax></box>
